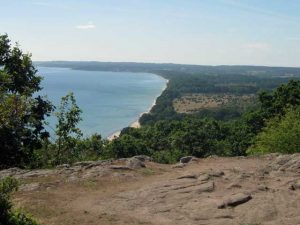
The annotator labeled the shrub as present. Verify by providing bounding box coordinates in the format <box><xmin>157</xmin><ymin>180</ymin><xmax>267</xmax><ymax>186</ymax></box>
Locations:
<box><xmin>152</xmin><ymin>149</ymin><xmax>185</xmax><ymax>164</ymax></box>
<box><xmin>248</xmin><ymin>107</ymin><xmax>300</xmax><ymax>155</ymax></box>
<box><xmin>0</xmin><ymin>177</ymin><xmax>40</xmax><ymax>225</ymax></box>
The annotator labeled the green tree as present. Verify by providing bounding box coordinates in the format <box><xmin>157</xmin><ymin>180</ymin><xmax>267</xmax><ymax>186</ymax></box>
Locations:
<box><xmin>248</xmin><ymin>107</ymin><xmax>300</xmax><ymax>155</ymax></box>
<box><xmin>55</xmin><ymin>92</ymin><xmax>82</xmax><ymax>164</ymax></box>
<box><xmin>259</xmin><ymin>80</ymin><xmax>300</xmax><ymax>118</ymax></box>
<box><xmin>0</xmin><ymin>34</ymin><xmax>53</xmax><ymax>168</ymax></box>
<box><xmin>75</xmin><ymin>134</ymin><xmax>105</xmax><ymax>161</ymax></box>
<box><xmin>104</xmin><ymin>134</ymin><xmax>149</xmax><ymax>159</ymax></box>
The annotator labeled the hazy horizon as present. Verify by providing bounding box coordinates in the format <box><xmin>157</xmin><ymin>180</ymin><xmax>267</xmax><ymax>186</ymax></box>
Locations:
<box><xmin>1</xmin><ymin>0</ymin><xmax>300</xmax><ymax>67</ymax></box>
<box><xmin>35</xmin><ymin>60</ymin><xmax>300</xmax><ymax>68</ymax></box>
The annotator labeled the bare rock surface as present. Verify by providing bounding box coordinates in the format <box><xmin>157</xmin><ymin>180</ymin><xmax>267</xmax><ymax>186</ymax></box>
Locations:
<box><xmin>3</xmin><ymin>154</ymin><xmax>300</xmax><ymax>225</ymax></box>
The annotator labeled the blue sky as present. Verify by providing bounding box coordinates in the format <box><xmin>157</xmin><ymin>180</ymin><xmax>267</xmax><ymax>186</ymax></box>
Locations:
<box><xmin>0</xmin><ymin>0</ymin><xmax>300</xmax><ymax>66</ymax></box>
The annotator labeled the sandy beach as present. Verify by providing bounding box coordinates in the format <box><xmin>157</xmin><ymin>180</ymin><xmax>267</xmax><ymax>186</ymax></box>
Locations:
<box><xmin>107</xmin><ymin>78</ymin><xmax>168</xmax><ymax>141</ymax></box>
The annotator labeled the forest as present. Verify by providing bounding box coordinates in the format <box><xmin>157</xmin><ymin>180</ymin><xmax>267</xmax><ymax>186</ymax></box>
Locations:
<box><xmin>2</xmin><ymin>34</ymin><xmax>300</xmax><ymax>169</ymax></box>
<box><xmin>2</xmin><ymin>33</ymin><xmax>300</xmax><ymax>225</ymax></box>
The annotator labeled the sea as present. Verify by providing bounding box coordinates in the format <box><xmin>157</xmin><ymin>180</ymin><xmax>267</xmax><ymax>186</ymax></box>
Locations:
<box><xmin>37</xmin><ymin>67</ymin><xmax>167</xmax><ymax>138</ymax></box>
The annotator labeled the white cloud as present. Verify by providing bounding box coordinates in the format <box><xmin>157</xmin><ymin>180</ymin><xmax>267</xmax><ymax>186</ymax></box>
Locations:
<box><xmin>76</xmin><ymin>22</ymin><xmax>96</xmax><ymax>30</ymax></box>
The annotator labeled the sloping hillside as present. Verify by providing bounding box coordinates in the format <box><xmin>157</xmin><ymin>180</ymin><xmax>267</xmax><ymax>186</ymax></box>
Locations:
<box><xmin>1</xmin><ymin>154</ymin><xmax>299</xmax><ymax>225</ymax></box>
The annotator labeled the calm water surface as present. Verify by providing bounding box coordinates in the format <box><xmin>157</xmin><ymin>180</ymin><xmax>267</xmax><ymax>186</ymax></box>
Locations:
<box><xmin>38</xmin><ymin>67</ymin><xmax>166</xmax><ymax>138</ymax></box>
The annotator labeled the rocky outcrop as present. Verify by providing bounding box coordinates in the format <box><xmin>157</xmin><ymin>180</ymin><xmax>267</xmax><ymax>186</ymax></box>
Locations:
<box><xmin>262</xmin><ymin>153</ymin><xmax>300</xmax><ymax>174</ymax></box>
<box><xmin>4</xmin><ymin>154</ymin><xmax>300</xmax><ymax>225</ymax></box>
<box><xmin>0</xmin><ymin>156</ymin><xmax>147</xmax><ymax>180</ymax></box>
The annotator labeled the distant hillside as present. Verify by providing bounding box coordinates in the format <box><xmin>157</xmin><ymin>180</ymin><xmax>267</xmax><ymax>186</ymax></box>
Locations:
<box><xmin>35</xmin><ymin>61</ymin><xmax>300</xmax><ymax>77</ymax></box>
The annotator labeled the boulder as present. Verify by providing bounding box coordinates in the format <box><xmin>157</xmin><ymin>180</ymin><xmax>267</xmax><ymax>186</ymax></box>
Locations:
<box><xmin>133</xmin><ymin>155</ymin><xmax>152</xmax><ymax>162</ymax></box>
<box><xmin>126</xmin><ymin>157</ymin><xmax>146</xmax><ymax>169</ymax></box>
<box><xmin>180</xmin><ymin>156</ymin><xmax>193</xmax><ymax>164</ymax></box>
<box><xmin>196</xmin><ymin>182</ymin><xmax>215</xmax><ymax>193</ymax></box>
<box><xmin>218</xmin><ymin>193</ymin><xmax>252</xmax><ymax>209</ymax></box>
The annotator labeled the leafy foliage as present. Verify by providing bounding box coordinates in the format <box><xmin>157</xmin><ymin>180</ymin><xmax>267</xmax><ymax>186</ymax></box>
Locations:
<box><xmin>248</xmin><ymin>107</ymin><xmax>300</xmax><ymax>154</ymax></box>
<box><xmin>0</xmin><ymin>34</ymin><xmax>53</xmax><ymax>169</ymax></box>
<box><xmin>106</xmin><ymin>80</ymin><xmax>300</xmax><ymax>163</ymax></box>
<box><xmin>140</xmin><ymin>71</ymin><xmax>299</xmax><ymax>125</ymax></box>
<box><xmin>55</xmin><ymin>92</ymin><xmax>83</xmax><ymax>164</ymax></box>
<box><xmin>2</xmin><ymin>33</ymin><xmax>300</xmax><ymax>169</ymax></box>
<box><xmin>0</xmin><ymin>177</ymin><xmax>40</xmax><ymax>225</ymax></box>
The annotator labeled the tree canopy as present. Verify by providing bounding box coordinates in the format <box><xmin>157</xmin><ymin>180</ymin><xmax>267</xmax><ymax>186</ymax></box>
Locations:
<box><xmin>0</xmin><ymin>34</ymin><xmax>53</xmax><ymax>168</ymax></box>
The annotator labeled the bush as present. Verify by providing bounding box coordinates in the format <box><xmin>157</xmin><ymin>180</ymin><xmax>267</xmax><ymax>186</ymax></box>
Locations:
<box><xmin>152</xmin><ymin>149</ymin><xmax>185</xmax><ymax>164</ymax></box>
<box><xmin>248</xmin><ymin>107</ymin><xmax>300</xmax><ymax>155</ymax></box>
<box><xmin>0</xmin><ymin>177</ymin><xmax>40</xmax><ymax>225</ymax></box>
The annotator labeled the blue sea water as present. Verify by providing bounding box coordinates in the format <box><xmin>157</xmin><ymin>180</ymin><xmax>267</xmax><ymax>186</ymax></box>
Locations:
<box><xmin>37</xmin><ymin>67</ymin><xmax>167</xmax><ymax>138</ymax></box>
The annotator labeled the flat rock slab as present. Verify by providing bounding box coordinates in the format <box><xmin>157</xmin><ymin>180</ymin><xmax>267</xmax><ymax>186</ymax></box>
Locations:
<box><xmin>177</xmin><ymin>174</ymin><xmax>198</xmax><ymax>179</ymax></box>
<box><xmin>133</xmin><ymin>155</ymin><xmax>153</xmax><ymax>162</ymax></box>
<box><xmin>109</xmin><ymin>165</ymin><xmax>132</xmax><ymax>170</ymax></box>
<box><xmin>172</xmin><ymin>163</ymin><xmax>186</xmax><ymax>168</ymax></box>
<box><xmin>198</xmin><ymin>174</ymin><xmax>210</xmax><ymax>181</ymax></box>
<box><xmin>208</xmin><ymin>171</ymin><xmax>225</xmax><ymax>177</ymax></box>
<box><xmin>218</xmin><ymin>193</ymin><xmax>252</xmax><ymax>209</ymax></box>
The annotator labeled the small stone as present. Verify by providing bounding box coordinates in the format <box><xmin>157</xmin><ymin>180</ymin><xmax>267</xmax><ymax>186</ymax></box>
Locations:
<box><xmin>218</xmin><ymin>193</ymin><xmax>252</xmax><ymax>209</ymax></box>
<box><xmin>290</xmin><ymin>180</ymin><xmax>300</xmax><ymax>190</ymax></box>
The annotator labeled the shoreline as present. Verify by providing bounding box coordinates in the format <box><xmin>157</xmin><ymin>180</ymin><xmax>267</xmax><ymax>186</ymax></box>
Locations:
<box><xmin>107</xmin><ymin>78</ymin><xmax>168</xmax><ymax>141</ymax></box>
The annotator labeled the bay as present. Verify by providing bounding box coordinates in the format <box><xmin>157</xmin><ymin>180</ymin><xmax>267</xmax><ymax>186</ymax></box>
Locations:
<box><xmin>37</xmin><ymin>67</ymin><xmax>167</xmax><ymax>138</ymax></box>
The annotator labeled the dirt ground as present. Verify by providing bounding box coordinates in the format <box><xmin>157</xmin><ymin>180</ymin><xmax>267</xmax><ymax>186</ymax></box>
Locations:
<box><xmin>2</xmin><ymin>154</ymin><xmax>299</xmax><ymax>225</ymax></box>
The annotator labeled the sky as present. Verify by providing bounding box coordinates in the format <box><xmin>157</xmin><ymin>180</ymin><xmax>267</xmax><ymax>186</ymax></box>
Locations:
<box><xmin>0</xmin><ymin>0</ymin><xmax>300</xmax><ymax>67</ymax></box>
